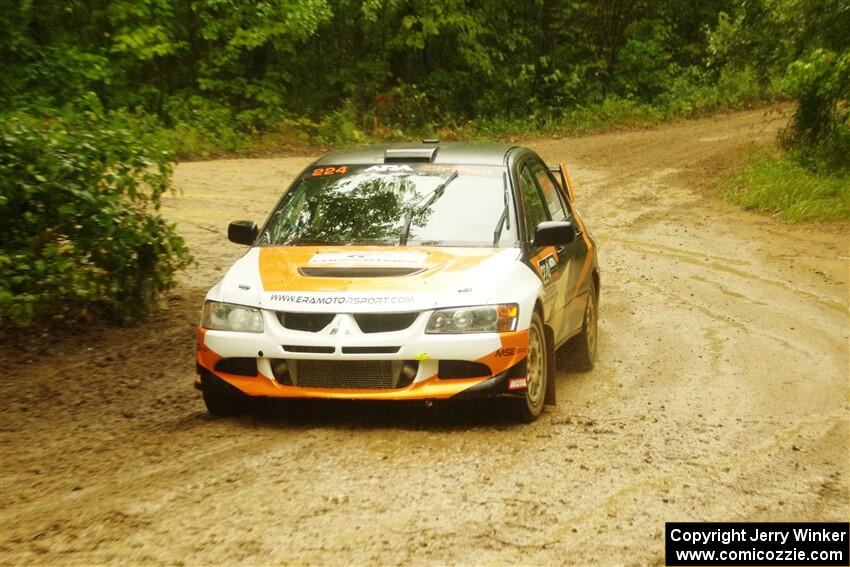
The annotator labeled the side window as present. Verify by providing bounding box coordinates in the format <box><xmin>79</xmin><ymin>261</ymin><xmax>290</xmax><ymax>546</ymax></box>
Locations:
<box><xmin>530</xmin><ymin>161</ymin><xmax>569</xmax><ymax>222</ymax></box>
<box><xmin>519</xmin><ymin>166</ymin><xmax>549</xmax><ymax>242</ymax></box>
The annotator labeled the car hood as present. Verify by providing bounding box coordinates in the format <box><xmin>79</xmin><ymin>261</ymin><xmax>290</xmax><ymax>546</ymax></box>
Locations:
<box><xmin>209</xmin><ymin>246</ymin><xmax>523</xmax><ymax>313</ymax></box>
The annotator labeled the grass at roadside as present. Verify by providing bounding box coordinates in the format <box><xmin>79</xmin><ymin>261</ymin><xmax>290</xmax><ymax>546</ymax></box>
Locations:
<box><xmin>726</xmin><ymin>150</ymin><xmax>850</xmax><ymax>222</ymax></box>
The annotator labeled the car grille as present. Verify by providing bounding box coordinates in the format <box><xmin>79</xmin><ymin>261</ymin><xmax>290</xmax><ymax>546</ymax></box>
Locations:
<box><xmin>276</xmin><ymin>312</ymin><xmax>419</xmax><ymax>333</ymax></box>
<box><xmin>353</xmin><ymin>312</ymin><xmax>418</xmax><ymax>333</ymax></box>
<box><xmin>341</xmin><ymin>346</ymin><xmax>400</xmax><ymax>354</ymax></box>
<box><xmin>290</xmin><ymin>360</ymin><xmax>399</xmax><ymax>389</ymax></box>
<box><xmin>278</xmin><ymin>312</ymin><xmax>335</xmax><ymax>332</ymax></box>
<box><xmin>214</xmin><ymin>358</ymin><xmax>258</xmax><ymax>376</ymax></box>
<box><xmin>438</xmin><ymin>360</ymin><xmax>492</xmax><ymax>379</ymax></box>
<box><xmin>282</xmin><ymin>345</ymin><xmax>335</xmax><ymax>354</ymax></box>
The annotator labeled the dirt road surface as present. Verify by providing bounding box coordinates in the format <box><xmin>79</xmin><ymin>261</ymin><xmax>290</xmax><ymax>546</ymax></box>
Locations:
<box><xmin>2</xmin><ymin>109</ymin><xmax>848</xmax><ymax>565</ymax></box>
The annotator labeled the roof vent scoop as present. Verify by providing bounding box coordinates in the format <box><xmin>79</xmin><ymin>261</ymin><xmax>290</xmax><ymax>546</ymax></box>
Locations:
<box><xmin>384</xmin><ymin>147</ymin><xmax>438</xmax><ymax>163</ymax></box>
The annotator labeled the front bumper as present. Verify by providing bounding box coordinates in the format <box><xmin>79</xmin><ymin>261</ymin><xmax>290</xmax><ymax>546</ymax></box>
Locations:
<box><xmin>195</xmin><ymin>313</ymin><xmax>530</xmax><ymax>400</ymax></box>
<box><xmin>196</xmin><ymin>364</ymin><xmax>526</xmax><ymax>400</ymax></box>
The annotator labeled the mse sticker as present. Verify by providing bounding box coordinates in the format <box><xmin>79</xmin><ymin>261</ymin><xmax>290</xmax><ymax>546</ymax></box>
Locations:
<box><xmin>508</xmin><ymin>377</ymin><xmax>528</xmax><ymax>390</ymax></box>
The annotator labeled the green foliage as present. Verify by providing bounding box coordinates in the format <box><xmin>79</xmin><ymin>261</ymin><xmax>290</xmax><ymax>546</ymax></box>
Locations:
<box><xmin>12</xmin><ymin>0</ymin><xmax>829</xmax><ymax>161</ymax></box>
<box><xmin>705</xmin><ymin>0</ymin><xmax>850</xmax><ymax>174</ymax></box>
<box><xmin>316</xmin><ymin>100</ymin><xmax>366</xmax><ymax>146</ymax></box>
<box><xmin>0</xmin><ymin>110</ymin><xmax>192</xmax><ymax>326</ymax></box>
<box><xmin>782</xmin><ymin>49</ymin><xmax>850</xmax><ymax>174</ymax></box>
<box><xmin>727</xmin><ymin>151</ymin><xmax>850</xmax><ymax>222</ymax></box>
<box><xmin>613</xmin><ymin>20</ymin><xmax>678</xmax><ymax>99</ymax></box>
<box><xmin>0</xmin><ymin>0</ymin><xmax>763</xmax><ymax>140</ymax></box>
<box><xmin>159</xmin><ymin>95</ymin><xmax>252</xmax><ymax>157</ymax></box>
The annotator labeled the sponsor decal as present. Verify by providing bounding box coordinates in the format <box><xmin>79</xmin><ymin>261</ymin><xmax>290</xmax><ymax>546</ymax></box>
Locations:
<box><xmin>365</xmin><ymin>164</ymin><xmax>414</xmax><ymax>173</ymax></box>
<box><xmin>420</xmin><ymin>164</ymin><xmax>504</xmax><ymax>176</ymax></box>
<box><xmin>267</xmin><ymin>292</ymin><xmax>417</xmax><ymax>306</ymax></box>
<box><xmin>494</xmin><ymin>346</ymin><xmax>527</xmax><ymax>358</ymax></box>
<box><xmin>414</xmin><ymin>353</ymin><xmax>429</xmax><ymax>361</ymax></box>
<box><xmin>537</xmin><ymin>254</ymin><xmax>558</xmax><ymax>283</ymax></box>
<box><xmin>508</xmin><ymin>377</ymin><xmax>528</xmax><ymax>390</ymax></box>
<box><xmin>309</xmin><ymin>251</ymin><xmax>427</xmax><ymax>266</ymax></box>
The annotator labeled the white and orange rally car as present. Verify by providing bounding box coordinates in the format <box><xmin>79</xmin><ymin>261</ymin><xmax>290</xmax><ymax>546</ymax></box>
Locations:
<box><xmin>196</xmin><ymin>142</ymin><xmax>599</xmax><ymax>421</ymax></box>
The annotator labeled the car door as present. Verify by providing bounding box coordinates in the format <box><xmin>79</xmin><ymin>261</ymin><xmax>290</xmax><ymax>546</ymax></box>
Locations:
<box><xmin>516</xmin><ymin>161</ymin><xmax>569</xmax><ymax>337</ymax></box>
<box><xmin>531</xmin><ymin>162</ymin><xmax>589</xmax><ymax>340</ymax></box>
<box><xmin>527</xmin><ymin>159</ymin><xmax>587</xmax><ymax>343</ymax></box>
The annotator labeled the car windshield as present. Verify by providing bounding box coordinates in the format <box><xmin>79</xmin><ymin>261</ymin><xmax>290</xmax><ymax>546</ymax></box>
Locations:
<box><xmin>259</xmin><ymin>163</ymin><xmax>515</xmax><ymax>247</ymax></box>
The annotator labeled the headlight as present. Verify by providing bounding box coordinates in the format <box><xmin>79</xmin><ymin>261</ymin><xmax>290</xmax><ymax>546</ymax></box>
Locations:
<box><xmin>202</xmin><ymin>301</ymin><xmax>264</xmax><ymax>333</ymax></box>
<box><xmin>426</xmin><ymin>304</ymin><xmax>518</xmax><ymax>333</ymax></box>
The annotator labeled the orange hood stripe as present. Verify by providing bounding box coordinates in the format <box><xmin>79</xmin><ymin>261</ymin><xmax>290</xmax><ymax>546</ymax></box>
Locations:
<box><xmin>258</xmin><ymin>245</ymin><xmax>504</xmax><ymax>293</ymax></box>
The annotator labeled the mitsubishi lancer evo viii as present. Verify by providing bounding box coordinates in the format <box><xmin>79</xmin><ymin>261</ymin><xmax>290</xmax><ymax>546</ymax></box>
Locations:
<box><xmin>196</xmin><ymin>142</ymin><xmax>600</xmax><ymax>421</ymax></box>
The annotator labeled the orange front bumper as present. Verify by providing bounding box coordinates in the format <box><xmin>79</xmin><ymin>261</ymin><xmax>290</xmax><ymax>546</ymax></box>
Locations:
<box><xmin>204</xmin><ymin>371</ymin><xmax>488</xmax><ymax>400</ymax></box>
<box><xmin>195</xmin><ymin>327</ymin><xmax>528</xmax><ymax>400</ymax></box>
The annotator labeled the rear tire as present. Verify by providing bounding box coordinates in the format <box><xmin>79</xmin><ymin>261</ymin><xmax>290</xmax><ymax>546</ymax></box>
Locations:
<box><xmin>510</xmin><ymin>311</ymin><xmax>549</xmax><ymax>422</ymax></box>
<box><xmin>571</xmin><ymin>280</ymin><xmax>598</xmax><ymax>371</ymax></box>
<box><xmin>202</xmin><ymin>379</ymin><xmax>250</xmax><ymax>417</ymax></box>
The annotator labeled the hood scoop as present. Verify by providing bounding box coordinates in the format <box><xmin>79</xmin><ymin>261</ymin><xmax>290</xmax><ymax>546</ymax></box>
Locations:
<box><xmin>298</xmin><ymin>266</ymin><xmax>425</xmax><ymax>278</ymax></box>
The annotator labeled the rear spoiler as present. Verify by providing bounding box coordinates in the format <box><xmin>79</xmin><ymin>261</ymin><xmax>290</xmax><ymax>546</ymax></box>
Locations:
<box><xmin>549</xmin><ymin>163</ymin><xmax>576</xmax><ymax>202</ymax></box>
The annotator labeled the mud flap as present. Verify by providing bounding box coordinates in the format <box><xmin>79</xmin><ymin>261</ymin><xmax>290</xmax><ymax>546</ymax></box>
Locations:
<box><xmin>544</xmin><ymin>324</ymin><xmax>557</xmax><ymax>406</ymax></box>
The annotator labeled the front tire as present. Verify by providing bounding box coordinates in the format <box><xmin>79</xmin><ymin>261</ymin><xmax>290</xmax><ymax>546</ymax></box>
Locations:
<box><xmin>511</xmin><ymin>311</ymin><xmax>549</xmax><ymax>422</ymax></box>
<box><xmin>202</xmin><ymin>378</ymin><xmax>251</xmax><ymax>417</ymax></box>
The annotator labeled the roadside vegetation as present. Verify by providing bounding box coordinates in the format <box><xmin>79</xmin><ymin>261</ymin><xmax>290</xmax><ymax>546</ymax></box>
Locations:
<box><xmin>716</xmin><ymin>4</ymin><xmax>849</xmax><ymax>222</ymax></box>
<box><xmin>0</xmin><ymin>0</ymin><xmax>797</xmax><ymax>156</ymax></box>
<box><xmin>1</xmin><ymin>0</ymin><xmax>847</xmax><ymax>326</ymax></box>
<box><xmin>0</xmin><ymin>108</ymin><xmax>192</xmax><ymax>326</ymax></box>
<box><xmin>728</xmin><ymin>151</ymin><xmax>850</xmax><ymax>222</ymax></box>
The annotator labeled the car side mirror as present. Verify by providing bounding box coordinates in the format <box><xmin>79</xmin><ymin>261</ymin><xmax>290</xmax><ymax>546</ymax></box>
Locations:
<box><xmin>533</xmin><ymin>221</ymin><xmax>576</xmax><ymax>247</ymax></box>
<box><xmin>228</xmin><ymin>220</ymin><xmax>258</xmax><ymax>245</ymax></box>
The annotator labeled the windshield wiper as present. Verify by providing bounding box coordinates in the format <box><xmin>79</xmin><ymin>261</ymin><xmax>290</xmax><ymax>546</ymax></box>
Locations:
<box><xmin>399</xmin><ymin>171</ymin><xmax>458</xmax><ymax>246</ymax></box>
<box><xmin>493</xmin><ymin>172</ymin><xmax>510</xmax><ymax>246</ymax></box>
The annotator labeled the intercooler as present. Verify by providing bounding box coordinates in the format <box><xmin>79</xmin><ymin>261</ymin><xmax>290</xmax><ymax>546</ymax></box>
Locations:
<box><xmin>288</xmin><ymin>359</ymin><xmax>404</xmax><ymax>389</ymax></box>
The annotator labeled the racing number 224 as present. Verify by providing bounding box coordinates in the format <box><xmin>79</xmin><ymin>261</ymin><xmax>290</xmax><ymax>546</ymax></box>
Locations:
<box><xmin>311</xmin><ymin>166</ymin><xmax>348</xmax><ymax>176</ymax></box>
